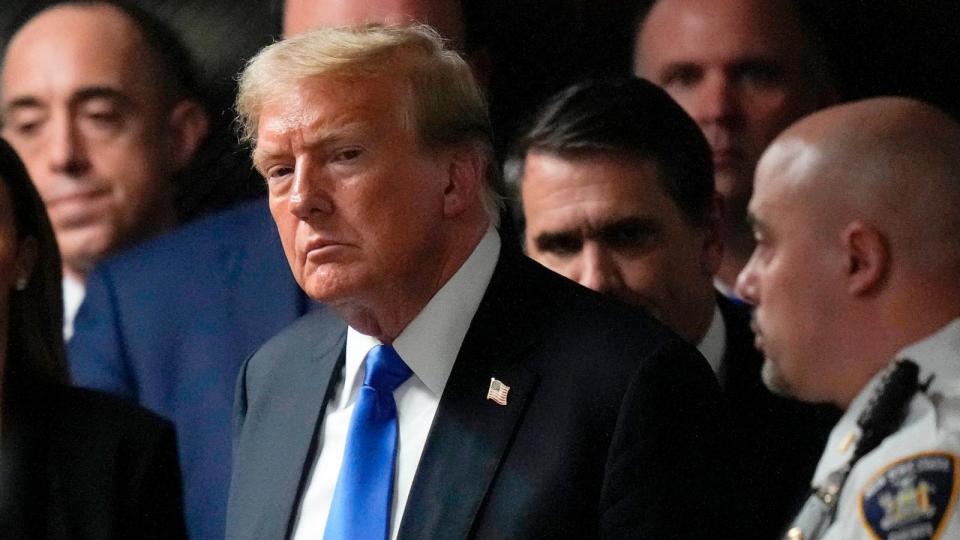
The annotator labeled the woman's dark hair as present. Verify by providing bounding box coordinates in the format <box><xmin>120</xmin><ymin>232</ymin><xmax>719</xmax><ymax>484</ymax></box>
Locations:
<box><xmin>0</xmin><ymin>137</ymin><xmax>67</xmax><ymax>384</ymax></box>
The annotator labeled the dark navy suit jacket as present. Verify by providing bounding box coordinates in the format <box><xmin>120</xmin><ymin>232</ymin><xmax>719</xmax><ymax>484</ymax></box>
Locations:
<box><xmin>228</xmin><ymin>246</ymin><xmax>740</xmax><ymax>539</ymax></box>
<box><xmin>68</xmin><ymin>199</ymin><xmax>313</xmax><ymax>540</ymax></box>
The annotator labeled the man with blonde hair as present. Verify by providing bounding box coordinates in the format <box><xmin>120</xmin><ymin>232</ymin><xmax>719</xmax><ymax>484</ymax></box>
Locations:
<box><xmin>228</xmin><ymin>24</ymin><xmax>734</xmax><ymax>539</ymax></box>
<box><xmin>736</xmin><ymin>97</ymin><xmax>960</xmax><ymax>538</ymax></box>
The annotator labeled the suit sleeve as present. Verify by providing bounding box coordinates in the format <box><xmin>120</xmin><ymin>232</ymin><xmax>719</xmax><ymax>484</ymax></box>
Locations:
<box><xmin>68</xmin><ymin>266</ymin><xmax>137</xmax><ymax>399</ymax></box>
<box><xmin>600</xmin><ymin>337</ymin><xmax>741</xmax><ymax>539</ymax></box>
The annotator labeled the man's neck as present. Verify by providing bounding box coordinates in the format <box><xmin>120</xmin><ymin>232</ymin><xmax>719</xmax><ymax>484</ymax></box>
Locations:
<box><xmin>335</xmin><ymin>222</ymin><xmax>490</xmax><ymax>343</ymax></box>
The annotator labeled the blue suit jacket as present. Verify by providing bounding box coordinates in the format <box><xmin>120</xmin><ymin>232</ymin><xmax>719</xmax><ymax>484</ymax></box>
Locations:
<box><xmin>68</xmin><ymin>199</ymin><xmax>314</xmax><ymax>540</ymax></box>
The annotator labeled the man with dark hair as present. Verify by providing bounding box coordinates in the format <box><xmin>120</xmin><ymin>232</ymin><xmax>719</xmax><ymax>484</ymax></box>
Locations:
<box><xmin>509</xmin><ymin>77</ymin><xmax>838</xmax><ymax>538</ymax></box>
<box><xmin>0</xmin><ymin>0</ymin><xmax>209</xmax><ymax>338</ymax></box>
<box><xmin>633</xmin><ymin>0</ymin><xmax>837</xmax><ymax>295</ymax></box>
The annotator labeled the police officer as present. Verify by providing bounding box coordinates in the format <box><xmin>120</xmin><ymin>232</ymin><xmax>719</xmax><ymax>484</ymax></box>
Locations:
<box><xmin>735</xmin><ymin>96</ymin><xmax>960</xmax><ymax>539</ymax></box>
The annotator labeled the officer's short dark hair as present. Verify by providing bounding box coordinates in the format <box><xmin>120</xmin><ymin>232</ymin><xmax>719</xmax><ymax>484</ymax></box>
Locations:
<box><xmin>507</xmin><ymin>76</ymin><xmax>714</xmax><ymax>227</ymax></box>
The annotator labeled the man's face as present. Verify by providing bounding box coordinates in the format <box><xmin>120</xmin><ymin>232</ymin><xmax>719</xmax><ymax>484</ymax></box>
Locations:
<box><xmin>255</xmin><ymin>71</ymin><xmax>450</xmax><ymax>308</ymax></box>
<box><xmin>635</xmin><ymin>0</ymin><xmax>824</xmax><ymax>220</ymax></box>
<box><xmin>735</xmin><ymin>152</ymin><xmax>841</xmax><ymax>401</ymax></box>
<box><xmin>1</xmin><ymin>5</ymin><xmax>178</xmax><ymax>278</ymax></box>
<box><xmin>521</xmin><ymin>151</ymin><xmax>719</xmax><ymax>343</ymax></box>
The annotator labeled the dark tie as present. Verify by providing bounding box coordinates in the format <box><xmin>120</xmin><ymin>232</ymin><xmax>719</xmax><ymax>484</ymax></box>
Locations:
<box><xmin>324</xmin><ymin>344</ymin><xmax>413</xmax><ymax>540</ymax></box>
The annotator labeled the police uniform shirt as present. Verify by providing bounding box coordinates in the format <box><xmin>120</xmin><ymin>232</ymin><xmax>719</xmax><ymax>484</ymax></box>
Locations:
<box><xmin>810</xmin><ymin>318</ymin><xmax>960</xmax><ymax>540</ymax></box>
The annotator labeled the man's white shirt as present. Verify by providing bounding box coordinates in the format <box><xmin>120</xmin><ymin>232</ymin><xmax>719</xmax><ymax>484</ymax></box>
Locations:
<box><xmin>62</xmin><ymin>276</ymin><xmax>85</xmax><ymax>341</ymax></box>
<box><xmin>291</xmin><ymin>229</ymin><xmax>500</xmax><ymax>540</ymax></box>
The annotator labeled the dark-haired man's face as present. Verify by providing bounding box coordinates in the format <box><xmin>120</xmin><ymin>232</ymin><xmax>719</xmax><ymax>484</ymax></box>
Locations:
<box><xmin>521</xmin><ymin>151</ymin><xmax>720</xmax><ymax>344</ymax></box>
<box><xmin>1</xmin><ymin>4</ymin><xmax>183</xmax><ymax>280</ymax></box>
<box><xmin>635</xmin><ymin>0</ymin><xmax>826</xmax><ymax>223</ymax></box>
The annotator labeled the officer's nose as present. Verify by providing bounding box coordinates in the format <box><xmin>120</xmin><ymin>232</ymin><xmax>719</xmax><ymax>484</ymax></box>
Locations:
<box><xmin>735</xmin><ymin>253</ymin><xmax>759</xmax><ymax>306</ymax></box>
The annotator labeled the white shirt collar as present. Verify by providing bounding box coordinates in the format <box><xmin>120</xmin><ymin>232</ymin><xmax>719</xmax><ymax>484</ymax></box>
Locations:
<box><xmin>62</xmin><ymin>276</ymin><xmax>85</xmax><ymax>341</ymax></box>
<box><xmin>343</xmin><ymin>229</ymin><xmax>501</xmax><ymax>401</ymax></box>
<box><xmin>697</xmin><ymin>303</ymin><xmax>726</xmax><ymax>379</ymax></box>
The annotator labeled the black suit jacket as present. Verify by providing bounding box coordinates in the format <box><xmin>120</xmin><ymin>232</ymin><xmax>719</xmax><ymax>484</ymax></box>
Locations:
<box><xmin>717</xmin><ymin>297</ymin><xmax>840</xmax><ymax>539</ymax></box>
<box><xmin>0</xmin><ymin>377</ymin><xmax>186</xmax><ymax>539</ymax></box>
<box><xmin>227</xmin><ymin>246</ymin><xmax>738</xmax><ymax>539</ymax></box>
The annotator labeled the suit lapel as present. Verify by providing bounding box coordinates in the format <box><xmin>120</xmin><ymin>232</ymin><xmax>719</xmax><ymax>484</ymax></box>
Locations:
<box><xmin>234</xmin><ymin>311</ymin><xmax>346</xmax><ymax>539</ymax></box>
<box><xmin>398</xmin><ymin>247</ymin><xmax>541</xmax><ymax>539</ymax></box>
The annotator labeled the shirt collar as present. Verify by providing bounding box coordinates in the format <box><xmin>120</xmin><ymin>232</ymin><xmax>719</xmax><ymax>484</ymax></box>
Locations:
<box><xmin>697</xmin><ymin>303</ymin><xmax>726</xmax><ymax>379</ymax></box>
<box><xmin>62</xmin><ymin>276</ymin><xmax>86</xmax><ymax>341</ymax></box>
<box><xmin>344</xmin><ymin>229</ymin><xmax>501</xmax><ymax>400</ymax></box>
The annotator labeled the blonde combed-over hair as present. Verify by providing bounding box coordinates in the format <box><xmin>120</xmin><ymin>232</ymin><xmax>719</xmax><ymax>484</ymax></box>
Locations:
<box><xmin>236</xmin><ymin>23</ymin><xmax>502</xmax><ymax>223</ymax></box>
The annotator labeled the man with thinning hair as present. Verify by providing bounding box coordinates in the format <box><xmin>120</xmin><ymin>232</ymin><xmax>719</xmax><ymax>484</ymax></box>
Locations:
<box><xmin>737</xmin><ymin>97</ymin><xmax>960</xmax><ymax>539</ymax></box>
<box><xmin>228</xmin><ymin>24</ymin><xmax>734</xmax><ymax>539</ymax></box>
<box><xmin>0</xmin><ymin>0</ymin><xmax>209</xmax><ymax>338</ymax></box>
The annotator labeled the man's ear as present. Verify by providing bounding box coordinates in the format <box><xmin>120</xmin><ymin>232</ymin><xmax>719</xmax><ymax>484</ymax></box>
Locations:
<box><xmin>441</xmin><ymin>144</ymin><xmax>485</xmax><ymax>219</ymax></box>
<box><xmin>700</xmin><ymin>191</ymin><xmax>725</xmax><ymax>275</ymax></box>
<box><xmin>167</xmin><ymin>99</ymin><xmax>210</xmax><ymax>169</ymax></box>
<box><xmin>841</xmin><ymin>220</ymin><xmax>890</xmax><ymax>296</ymax></box>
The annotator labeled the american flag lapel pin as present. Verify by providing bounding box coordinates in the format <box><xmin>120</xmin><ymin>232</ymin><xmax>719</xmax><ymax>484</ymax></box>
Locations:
<box><xmin>486</xmin><ymin>377</ymin><xmax>510</xmax><ymax>406</ymax></box>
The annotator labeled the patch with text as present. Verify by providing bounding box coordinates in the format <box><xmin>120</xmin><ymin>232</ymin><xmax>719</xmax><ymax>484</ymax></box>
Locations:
<box><xmin>860</xmin><ymin>452</ymin><xmax>958</xmax><ymax>539</ymax></box>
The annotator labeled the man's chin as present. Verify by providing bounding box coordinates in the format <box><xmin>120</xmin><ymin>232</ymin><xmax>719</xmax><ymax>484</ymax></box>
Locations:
<box><xmin>760</xmin><ymin>357</ymin><xmax>798</xmax><ymax>399</ymax></box>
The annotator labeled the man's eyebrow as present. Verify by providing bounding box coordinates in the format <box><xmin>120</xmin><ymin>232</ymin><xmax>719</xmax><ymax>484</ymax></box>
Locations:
<box><xmin>252</xmin><ymin>123</ymin><xmax>369</xmax><ymax>168</ymax></box>
<box><xmin>534</xmin><ymin>229</ymin><xmax>579</xmax><ymax>249</ymax></box>
<box><xmin>71</xmin><ymin>86</ymin><xmax>131</xmax><ymax>106</ymax></box>
<box><xmin>4</xmin><ymin>86</ymin><xmax>131</xmax><ymax>116</ymax></box>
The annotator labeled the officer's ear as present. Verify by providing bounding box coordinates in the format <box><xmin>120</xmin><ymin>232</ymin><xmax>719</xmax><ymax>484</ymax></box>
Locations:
<box><xmin>841</xmin><ymin>220</ymin><xmax>890</xmax><ymax>296</ymax></box>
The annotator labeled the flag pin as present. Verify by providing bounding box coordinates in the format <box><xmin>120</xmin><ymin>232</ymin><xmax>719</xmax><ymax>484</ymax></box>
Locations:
<box><xmin>487</xmin><ymin>377</ymin><xmax>510</xmax><ymax>406</ymax></box>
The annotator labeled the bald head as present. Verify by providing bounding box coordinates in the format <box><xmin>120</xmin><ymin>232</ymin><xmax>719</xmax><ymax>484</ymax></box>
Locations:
<box><xmin>759</xmin><ymin>97</ymin><xmax>960</xmax><ymax>274</ymax></box>
<box><xmin>738</xmin><ymin>97</ymin><xmax>960</xmax><ymax>406</ymax></box>
<box><xmin>283</xmin><ymin>0</ymin><xmax>465</xmax><ymax>48</ymax></box>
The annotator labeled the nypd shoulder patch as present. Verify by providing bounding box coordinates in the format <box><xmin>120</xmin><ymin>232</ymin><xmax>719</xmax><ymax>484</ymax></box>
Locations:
<box><xmin>860</xmin><ymin>452</ymin><xmax>959</xmax><ymax>540</ymax></box>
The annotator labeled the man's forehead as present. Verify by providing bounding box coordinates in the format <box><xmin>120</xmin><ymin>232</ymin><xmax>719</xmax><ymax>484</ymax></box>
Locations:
<box><xmin>639</xmin><ymin>0</ymin><xmax>807</xmax><ymax>67</ymax></box>
<box><xmin>283</xmin><ymin>0</ymin><xmax>464</xmax><ymax>44</ymax></box>
<box><xmin>3</xmin><ymin>5</ymin><xmax>154</xmax><ymax>101</ymax></box>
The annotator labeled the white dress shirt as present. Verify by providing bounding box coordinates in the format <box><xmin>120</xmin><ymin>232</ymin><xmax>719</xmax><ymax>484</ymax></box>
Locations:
<box><xmin>62</xmin><ymin>276</ymin><xmax>85</xmax><ymax>341</ymax></box>
<box><xmin>810</xmin><ymin>318</ymin><xmax>960</xmax><ymax>539</ymax></box>
<box><xmin>291</xmin><ymin>229</ymin><xmax>501</xmax><ymax>540</ymax></box>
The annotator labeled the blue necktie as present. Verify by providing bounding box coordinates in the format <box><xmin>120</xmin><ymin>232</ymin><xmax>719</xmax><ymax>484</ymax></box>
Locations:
<box><xmin>324</xmin><ymin>344</ymin><xmax>413</xmax><ymax>540</ymax></box>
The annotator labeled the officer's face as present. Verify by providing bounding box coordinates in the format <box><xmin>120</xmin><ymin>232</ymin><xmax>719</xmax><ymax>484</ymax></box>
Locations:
<box><xmin>735</xmin><ymin>144</ymin><xmax>845</xmax><ymax>403</ymax></box>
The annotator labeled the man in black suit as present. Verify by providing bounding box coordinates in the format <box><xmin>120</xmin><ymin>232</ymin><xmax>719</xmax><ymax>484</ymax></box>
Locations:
<box><xmin>508</xmin><ymin>77</ymin><xmax>838</xmax><ymax>539</ymax></box>
<box><xmin>227</xmin><ymin>24</ymin><xmax>735</xmax><ymax>539</ymax></box>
